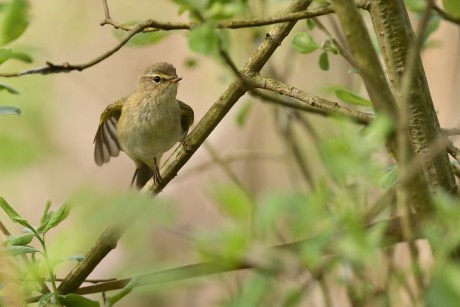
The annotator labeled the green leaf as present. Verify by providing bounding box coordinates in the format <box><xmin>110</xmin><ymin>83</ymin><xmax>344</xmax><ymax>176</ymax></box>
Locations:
<box><xmin>172</xmin><ymin>0</ymin><xmax>205</xmax><ymax>15</ymax></box>
<box><xmin>204</xmin><ymin>2</ymin><xmax>244</xmax><ymax>20</ymax></box>
<box><xmin>335</xmin><ymin>88</ymin><xmax>372</xmax><ymax>106</ymax></box>
<box><xmin>380</xmin><ymin>165</ymin><xmax>398</xmax><ymax>189</ymax></box>
<box><xmin>427</xmin><ymin>263</ymin><xmax>460</xmax><ymax>307</ymax></box>
<box><xmin>0</xmin><ymin>48</ymin><xmax>32</xmax><ymax>65</ymax></box>
<box><xmin>423</xmin><ymin>15</ymin><xmax>441</xmax><ymax>45</ymax></box>
<box><xmin>59</xmin><ymin>294</ymin><xmax>100</xmax><ymax>307</ymax></box>
<box><xmin>11</xmin><ymin>216</ymin><xmax>36</xmax><ymax>232</ymax></box>
<box><xmin>0</xmin><ymin>197</ymin><xmax>21</xmax><ymax>221</ymax></box>
<box><xmin>38</xmin><ymin>293</ymin><xmax>53</xmax><ymax>307</ymax></box>
<box><xmin>0</xmin><ymin>106</ymin><xmax>20</xmax><ymax>115</ymax></box>
<box><xmin>292</xmin><ymin>32</ymin><xmax>320</xmax><ymax>54</ymax></box>
<box><xmin>321</xmin><ymin>38</ymin><xmax>339</xmax><ymax>54</ymax></box>
<box><xmin>0</xmin><ymin>0</ymin><xmax>29</xmax><ymax>45</ymax></box>
<box><xmin>0</xmin><ymin>82</ymin><xmax>19</xmax><ymax>94</ymax></box>
<box><xmin>443</xmin><ymin>0</ymin><xmax>460</xmax><ymax>18</ymax></box>
<box><xmin>105</xmin><ymin>278</ymin><xmax>137</xmax><ymax>307</ymax></box>
<box><xmin>212</xmin><ymin>185</ymin><xmax>252</xmax><ymax>222</ymax></box>
<box><xmin>3</xmin><ymin>245</ymin><xmax>37</xmax><ymax>255</ymax></box>
<box><xmin>306</xmin><ymin>19</ymin><xmax>315</xmax><ymax>30</ymax></box>
<box><xmin>282</xmin><ymin>288</ymin><xmax>303</xmax><ymax>307</ymax></box>
<box><xmin>5</xmin><ymin>233</ymin><xmax>34</xmax><ymax>246</ymax></box>
<box><xmin>235</xmin><ymin>100</ymin><xmax>253</xmax><ymax>127</ymax></box>
<box><xmin>319</xmin><ymin>52</ymin><xmax>329</xmax><ymax>71</ymax></box>
<box><xmin>63</xmin><ymin>255</ymin><xmax>85</xmax><ymax>263</ymax></box>
<box><xmin>404</xmin><ymin>0</ymin><xmax>424</xmax><ymax>13</ymax></box>
<box><xmin>188</xmin><ymin>23</ymin><xmax>219</xmax><ymax>55</ymax></box>
<box><xmin>42</xmin><ymin>203</ymin><xmax>70</xmax><ymax>234</ymax></box>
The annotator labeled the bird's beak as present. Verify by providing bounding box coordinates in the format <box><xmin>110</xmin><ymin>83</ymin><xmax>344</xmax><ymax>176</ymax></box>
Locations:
<box><xmin>171</xmin><ymin>77</ymin><xmax>182</xmax><ymax>83</ymax></box>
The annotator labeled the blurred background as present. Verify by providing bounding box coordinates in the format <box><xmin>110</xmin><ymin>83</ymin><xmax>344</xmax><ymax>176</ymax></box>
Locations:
<box><xmin>0</xmin><ymin>0</ymin><xmax>458</xmax><ymax>306</ymax></box>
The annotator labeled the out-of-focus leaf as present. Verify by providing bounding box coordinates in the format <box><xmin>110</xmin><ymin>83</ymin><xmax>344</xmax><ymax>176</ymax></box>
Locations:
<box><xmin>321</xmin><ymin>38</ymin><xmax>339</xmax><ymax>54</ymax></box>
<box><xmin>112</xmin><ymin>21</ymin><xmax>168</xmax><ymax>47</ymax></box>
<box><xmin>423</xmin><ymin>15</ymin><xmax>441</xmax><ymax>45</ymax></box>
<box><xmin>212</xmin><ymin>185</ymin><xmax>252</xmax><ymax>222</ymax></box>
<box><xmin>42</xmin><ymin>203</ymin><xmax>70</xmax><ymax>234</ymax></box>
<box><xmin>0</xmin><ymin>0</ymin><xmax>29</xmax><ymax>45</ymax></box>
<box><xmin>0</xmin><ymin>106</ymin><xmax>20</xmax><ymax>115</ymax></box>
<box><xmin>172</xmin><ymin>0</ymin><xmax>205</xmax><ymax>15</ymax></box>
<box><xmin>63</xmin><ymin>255</ymin><xmax>85</xmax><ymax>262</ymax></box>
<box><xmin>0</xmin><ymin>197</ymin><xmax>21</xmax><ymax>221</ymax></box>
<box><xmin>335</xmin><ymin>88</ymin><xmax>372</xmax><ymax>107</ymax></box>
<box><xmin>105</xmin><ymin>277</ymin><xmax>137</xmax><ymax>307</ymax></box>
<box><xmin>0</xmin><ymin>133</ymin><xmax>42</xmax><ymax>173</ymax></box>
<box><xmin>0</xmin><ymin>83</ymin><xmax>19</xmax><ymax>94</ymax></box>
<box><xmin>0</xmin><ymin>48</ymin><xmax>32</xmax><ymax>65</ymax></box>
<box><xmin>3</xmin><ymin>245</ymin><xmax>37</xmax><ymax>255</ymax></box>
<box><xmin>38</xmin><ymin>293</ymin><xmax>53</xmax><ymax>307</ymax></box>
<box><xmin>426</xmin><ymin>263</ymin><xmax>460</xmax><ymax>307</ymax></box>
<box><xmin>204</xmin><ymin>2</ymin><xmax>244</xmax><ymax>20</ymax></box>
<box><xmin>404</xmin><ymin>0</ymin><xmax>424</xmax><ymax>12</ymax></box>
<box><xmin>292</xmin><ymin>32</ymin><xmax>320</xmax><ymax>54</ymax></box>
<box><xmin>319</xmin><ymin>52</ymin><xmax>329</xmax><ymax>71</ymax></box>
<box><xmin>235</xmin><ymin>100</ymin><xmax>253</xmax><ymax>127</ymax></box>
<box><xmin>189</xmin><ymin>23</ymin><xmax>219</xmax><ymax>55</ymax></box>
<box><xmin>5</xmin><ymin>233</ymin><xmax>34</xmax><ymax>246</ymax></box>
<box><xmin>380</xmin><ymin>165</ymin><xmax>398</xmax><ymax>189</ymax></box>
<box><xmin>306</xmin><ymin>19</ymin><xmax>315</xmax><ymax>30</ymax></box>
<box><xmin>59</xmin><ymin>294</ymin><xmax>100</xmax><ymax>307</ymax></box>
<box><xmin>443</xmin><ymin>0</ymin><xmax>460</xmax><ymax>18</ymax></box>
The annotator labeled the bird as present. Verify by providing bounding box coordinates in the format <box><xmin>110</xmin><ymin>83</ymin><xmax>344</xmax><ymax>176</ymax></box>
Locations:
<box><xmin>93</xmin><ymin>62</ymin><xmax>194</xmax><ymax>189</ymax></box>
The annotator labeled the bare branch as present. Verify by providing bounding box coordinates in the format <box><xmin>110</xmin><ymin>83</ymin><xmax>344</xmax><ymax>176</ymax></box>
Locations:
<box><xmin>247</xmin><ymin>73</ymin><xmax>373</xmax><ymax>125</ymax></box>
<box><xmin>434</xmin><ymin>4</ymin><xmax>460</xmax><ymax>25</ymax></box>
<box><xmin>0</xmin><ymin>21</ymin><xmax>157</xmax><ymax>77</ymax></box>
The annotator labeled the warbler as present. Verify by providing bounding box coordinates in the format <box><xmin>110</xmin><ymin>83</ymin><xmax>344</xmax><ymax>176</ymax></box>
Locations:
<box><xmin>93</xmin><ymin>62</ymin><xmax>194</xmax><ymax>189</ymax></box>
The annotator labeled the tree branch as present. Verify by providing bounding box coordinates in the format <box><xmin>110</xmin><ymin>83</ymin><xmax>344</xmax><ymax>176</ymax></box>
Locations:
<box><xmin>0</xmin><ymin>21</ymin><xmax>159</xmax><ymax>77</ymax></box>
<box><xmin>100</xmin><ymin>5</ymin><xmax>336</xmax><ymax>31</ymax></box>
<box><xmin>247</xmin><ymin>74</ymin><xmax>373</xmax><ymax>125</ymax></box>
<box><xmin>368</xmin><ymin>0</ymin><xmax>457</xmax><ymax>194</ymax></box>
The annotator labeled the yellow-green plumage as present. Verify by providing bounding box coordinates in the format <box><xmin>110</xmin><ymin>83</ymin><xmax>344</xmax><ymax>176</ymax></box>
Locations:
<box><xmin>94</xmin><ymin>63</ymin><xmax>194</xmax><ymax>189</ymax></box>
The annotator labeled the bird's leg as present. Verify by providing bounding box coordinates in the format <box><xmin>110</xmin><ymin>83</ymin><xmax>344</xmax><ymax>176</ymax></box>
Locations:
<box><xmin>130</xmin><ymin>168</ymin><xmax>139</xmax><ymax>187</ymax></box>
<box><xmin>152</xmin><ymin>157</ymin><xmax>162</xmax><ymax>185</ymax></box>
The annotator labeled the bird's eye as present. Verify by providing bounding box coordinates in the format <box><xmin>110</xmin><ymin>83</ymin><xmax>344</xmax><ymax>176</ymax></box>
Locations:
<box><xmin>153</xmin><ymin>76</ymin><xmax>161</xmax><ymax>83</ymax></box>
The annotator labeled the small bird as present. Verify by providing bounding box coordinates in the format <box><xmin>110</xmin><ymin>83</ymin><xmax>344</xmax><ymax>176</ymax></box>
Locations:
<box><xmin>94</xmin><ymin>62</ymin><xmax>194</xmax><ymax>189</ymax></box>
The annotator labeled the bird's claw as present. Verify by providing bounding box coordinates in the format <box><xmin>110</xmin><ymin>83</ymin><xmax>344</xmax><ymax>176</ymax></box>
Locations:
<box><xmin>153</xmin><ymin>166</ymin><xmax>162</xmax><ymax>186</ymax></box>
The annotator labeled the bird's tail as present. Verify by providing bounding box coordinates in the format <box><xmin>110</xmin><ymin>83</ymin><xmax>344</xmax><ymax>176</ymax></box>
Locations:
<box><xmin>133</xmin><ymin>163</ymin><xmax>153</xmax><ymax>190</ymax></box>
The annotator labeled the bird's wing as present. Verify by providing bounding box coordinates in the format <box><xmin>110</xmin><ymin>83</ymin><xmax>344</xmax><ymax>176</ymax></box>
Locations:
<box><xmin>177</xmin><ymin>100</ymin><xmax>194</xmax><ymax>141</ymax></box>
<box><xmin>93</xmin><ymin>98</ymin><xmax>126</xmax><ymax>166</ymax></box>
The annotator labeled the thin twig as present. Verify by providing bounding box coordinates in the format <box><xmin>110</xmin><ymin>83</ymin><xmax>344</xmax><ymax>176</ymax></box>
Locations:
<box><xmin>0</xmin><ymin>21</ymin><xmax>156</xmax><ymax>77</ymax></box>
<box><xmin>447</xmin><ymin>140</ymin><xmax>460</xmax><ymax>163</ymax></box>
<box><xmin>442</xmin><ymin>128</ymin><xmax>460</xmax><ymax>136</ymax></box>
<box><xmin>434</xmin><ymin>4</ymin><xmax>460</xmax><ymax>25</ymax></box>
<box><xmin>178</xmin><ymin>152</ymin><xmax>281</xmax><ymax>181</ymax></box>
<box><xmin>247</xmin><ymin>73</ymin><xmax>374</xmax><ymax>125</ymax></box>
<box><xmin>101</xmin><ymin>0</ymin><xmax>111</xmax><ymax>21</ymax></box>
<box><xmin>101</xmin><ymin>6</ymin><xmax>336</xmax><ymax>32</ymax></box>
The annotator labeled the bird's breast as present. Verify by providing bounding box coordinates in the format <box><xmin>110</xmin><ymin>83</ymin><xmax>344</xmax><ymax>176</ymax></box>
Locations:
<box><xmin>116</xmin><ymin>96</ymin><xmax>182</xmax><ymax>165</ymax></box>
